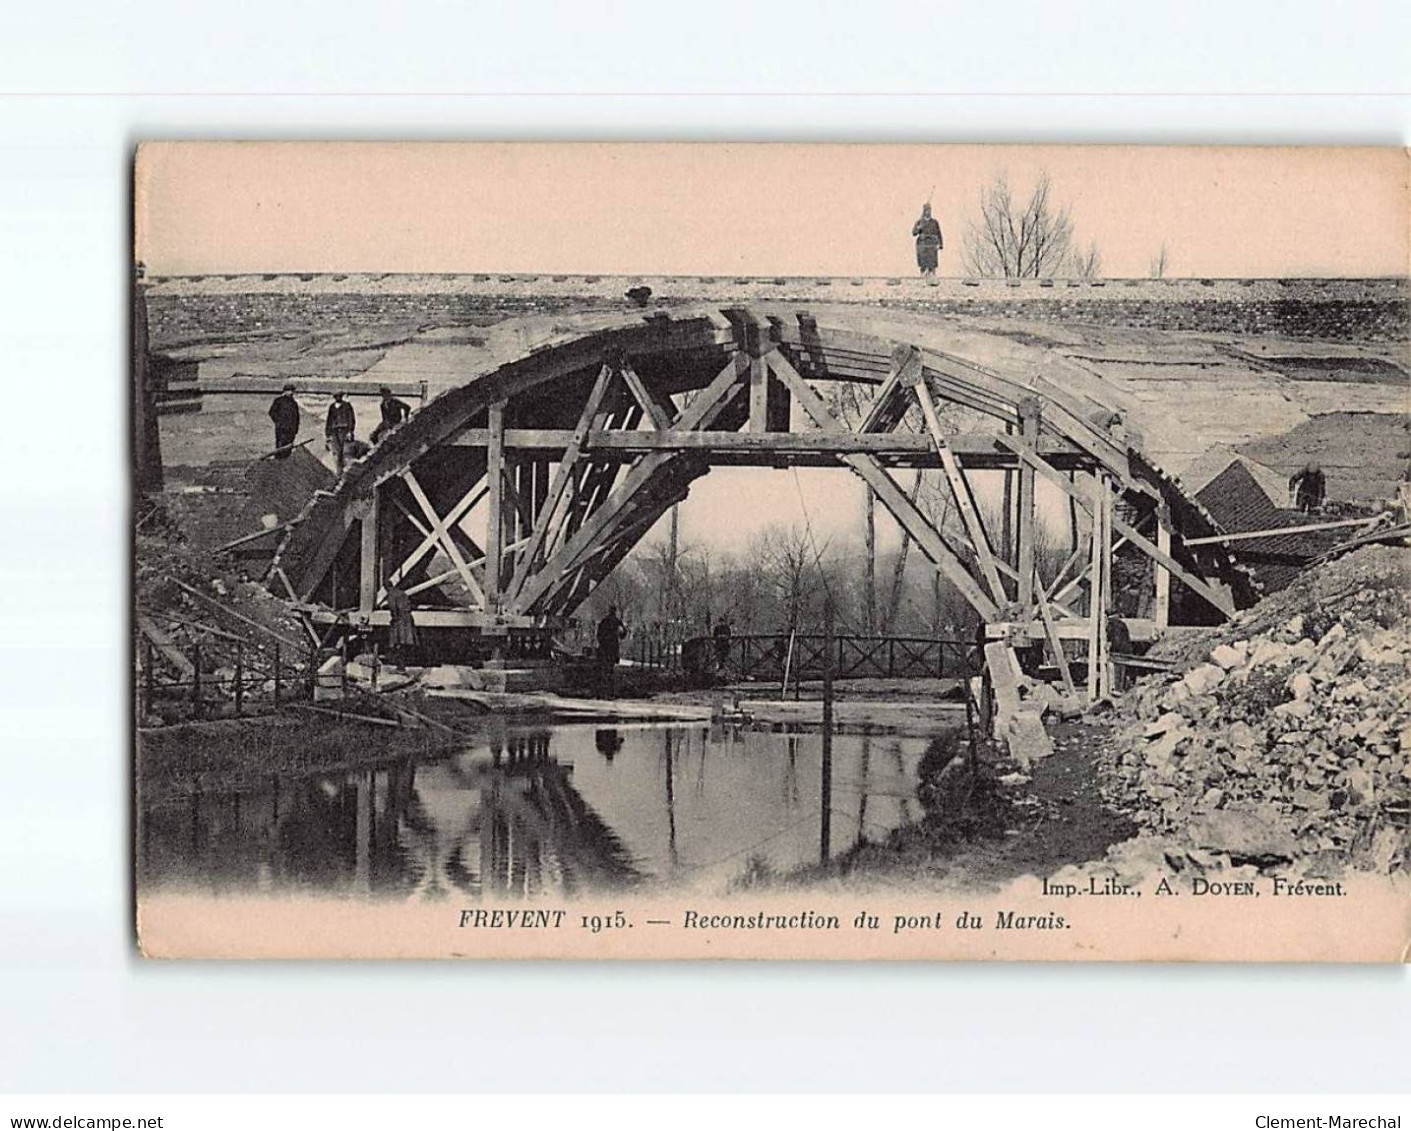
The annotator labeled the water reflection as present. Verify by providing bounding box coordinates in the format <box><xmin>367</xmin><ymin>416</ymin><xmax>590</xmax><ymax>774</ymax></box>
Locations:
<box><xmin>140</xmin><ymin>723</ymin><xmax>936</xmax><ymax>899</ymax></box>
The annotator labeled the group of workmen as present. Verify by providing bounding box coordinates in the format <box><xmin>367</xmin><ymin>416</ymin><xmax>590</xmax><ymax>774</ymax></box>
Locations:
<box><xmin>266</xmin><ymin>385</ymin><xmax>413</xmax><ymax>472</ymax></box>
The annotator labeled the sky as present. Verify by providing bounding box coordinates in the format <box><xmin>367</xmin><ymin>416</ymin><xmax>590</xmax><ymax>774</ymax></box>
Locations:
<box><xmin>136</xmin><ymin>142</ymin><xmax>1409</xmax><ymax>279</ymax></box>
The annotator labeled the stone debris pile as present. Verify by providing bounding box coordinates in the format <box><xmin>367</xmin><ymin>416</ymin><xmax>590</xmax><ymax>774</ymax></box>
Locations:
<box><xmin>1099</xmin><ymin>546</ymin><xmax>1409</xmax><ymax>876</ymax></box>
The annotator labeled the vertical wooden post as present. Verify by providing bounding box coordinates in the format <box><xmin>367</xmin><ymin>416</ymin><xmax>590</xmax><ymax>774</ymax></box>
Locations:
<box><xmin>485</xmin><ymin>400</ymin><xmax>506</xmax><ymax>607</ymax></box>
<box><xmin>233</xmin><ymin>641</ymin><xmax>244</xmax><ymax>716</ymax></box>
<box><xmin>1017</xmin><ymin>401</ymin><xmax>1039</xmax><ymax>610</ymax></box>
<box><xmin>864</xmin><ymin>488</ymin><xmax>876</xmax><ymax>633</ymax></box>
<box><xmin>359</xmin><ymin>488</ymin><xmax>379</xmax><ymax>616</ymax></box>
<box><xmin>371</xmin><ymin>642</ymin><xmax>380</xmax><ymax>693</ymax></box>
<box><xmin>1154</xmin><ymin>507</ymin><xmax>1172</xmax><ymax>630</ymax></box>
<box><xmin>749</xmin><ymin>354</ymin><xmax>769</xmax><ymax>433</ymax></box>
<box><xmin>191</xmin><ymin>643</ymin><xmax>202</xmax><ymax>719</ymax></box>
<box><xmin>1085</xmin><ymin>476</ymin><xmax>1104</xmax><ymax>702</ymax></box>
<box><xmin>339</xmin><ymin>633</ymin><xmax>349</xmax><ymax>705</ymax></box>
<box><xmin>1099</xmin><ymin>479</ymin><xmax>1114</xmax><ymax>699</ymax></box>
<box><xmin>820</xmin><ymin>599</ymin><xmax>834</xmax><ymax>865</ymax></box>
<box><xmin>1001</xmin><ymin>424</ymin><xmax>1015</xmax><ymax>566</ymax></box>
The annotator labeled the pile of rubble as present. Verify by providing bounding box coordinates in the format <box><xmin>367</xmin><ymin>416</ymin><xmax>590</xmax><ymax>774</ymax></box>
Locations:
<box><xmin>1098</xmin><ymin>546</ymin><xmax>1409</xmax><ymax>875</ymax></box>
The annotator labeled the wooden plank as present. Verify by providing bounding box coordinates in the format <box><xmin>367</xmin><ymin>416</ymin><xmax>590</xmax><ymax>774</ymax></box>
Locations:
<box><xmin>766</xmin><ymin>349</ymin><xmax>999</xmax><ymax>621</ymax></box>
<box><xmin>137</xmin><ymin>614</ymin><xmax>196</xmax><ymax>680</ymax></box>
<box><xmin>484</xmin><ymin>400</ymin><xmax>506</xmax><ymax>603</ymax></box>
<box><xmin>166</xmin><ymin>577</ymin><xmax>305</xmax><ymax>652</ymax></box>
<box><xmin>913</xmin><ymin>380</ymin><xmax>1008</xmax><ymax>607</ymax></box>
<box><xmin>1183</xmin><ymin>515</ymin><xmax>1381</xmax><ymax>545</ymax></box>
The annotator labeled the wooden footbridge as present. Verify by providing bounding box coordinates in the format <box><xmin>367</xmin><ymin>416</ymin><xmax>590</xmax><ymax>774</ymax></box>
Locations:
<box><xmin>270</xmin><ymin>306</ymin><xmax>1252</xmax><ymax>702</ymax></box>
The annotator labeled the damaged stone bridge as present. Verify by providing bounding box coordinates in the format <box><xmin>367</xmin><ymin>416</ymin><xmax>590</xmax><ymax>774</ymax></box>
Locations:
<box><xmin>270</xmin><ymin>305</ymin><xmax>1255</xmax><ymax>703</ymax></box>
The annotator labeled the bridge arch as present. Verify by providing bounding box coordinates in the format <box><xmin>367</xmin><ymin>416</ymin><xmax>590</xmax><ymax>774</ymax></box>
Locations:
<box><xmin>271</xmin><ymin>305</ymin><xmax>1251</xmax><ymax>693</ymax></box>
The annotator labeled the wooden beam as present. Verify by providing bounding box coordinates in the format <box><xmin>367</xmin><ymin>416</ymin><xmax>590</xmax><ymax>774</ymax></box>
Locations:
<box><xmin>913</xmin><ymin>379</ymin><xmax>1008</xmax><ymax>607</ymax></box>
<box><xmin>1098</xmin><ymin>478</ymin><xmax>1114</xmax><ymax>698</ymax></box>
<box><xmin>1112</xmin><ymin>511</ymin><xmax>1236</xmax><ymax>618</ymax></box>
<box><xmin>382</xmin><ymin>478</ymin><xmax>486</xmax><ymax>597</ymax></box>
<box><xmin>1032</xmin><ymin>563</ymin><xmax>1077</xmax><ymax>696</ymax></box>
<box><xmin>750</xmin><ymin>354</ymin><xmax>769</xmax><ymax>433</ymax></box>
<box><xmin>1154</xmin><ymin>511</ymin><xmax>1172</xmax><ymax>630</ymax></box>
<box><xmin>508</xmin><ymin>364</ymin><xmax>615</xmax><ymax>600</ymax></box>
<box><xmin>484</xmin><ymin>400</ymin><xmax>506</xmax><ymax>604</ymax></box>
<box><xmin>1183</xmin><ymin>515</ymin><xmax>1381</xmax><ymax>545</ymax></box>
<box><xmin>358</xmin><ymin>489</ymin><xmax>378</xmax><ymax>615</ymax></box>
<box><xmin>449</xmin><ymin>426</ymin><xmax>1088</xmax><ymax>465</ymax></box>
<box><xmin>766</xmin><ymin>349</ymin><xmax>999</xmax><ymax>621</ymax></box>
<box><xmin>1017</xmin><ymin>401</ymin><xmax>1039</xmax><ymax>608</ymax></box>
<box><xmin>195</xmin><ymin>376</ymin><xmax>427</xmax><ymax>399</ymax></box>
<box><xmin>859</xmin><ymin>347</ymin><xmax>922</xmax><ymax>433</ymax></box>
<box><xmin>303</xmin><ymin>606</ymin><xmax>564</xmax><ymax>630</ymax></box>
<box><xmin>511</xmin><ymin>355</ymin><xmax>746</xmax><ymax>613</ymax></box>
<box><xmin>400</xmin><ymin>469</ymin><xmax>486</xmax><ymax>607</ymax></box>
<box><xmin>620</xmin><ymin>361</ymin><xmax>674</xmax><ymax>431</ymax></box>
<box><xmin>1086</xmin><ymin>475</ymin><xmax>1106</xmax><ymax>701</ymax></box>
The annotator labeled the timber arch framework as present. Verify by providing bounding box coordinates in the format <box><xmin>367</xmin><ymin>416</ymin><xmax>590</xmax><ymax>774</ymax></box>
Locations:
<box><xmin>271</xmin><ymin>306</ymin><xmax>1251</xmax><ymax>699</ymax></box>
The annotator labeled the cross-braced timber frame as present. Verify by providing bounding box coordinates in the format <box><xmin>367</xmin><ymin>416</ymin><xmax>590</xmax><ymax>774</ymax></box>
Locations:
<box><xmin>271</xmin><ymin>306</ymin><xmax>1252</xmax><ymax>697</ymax></box>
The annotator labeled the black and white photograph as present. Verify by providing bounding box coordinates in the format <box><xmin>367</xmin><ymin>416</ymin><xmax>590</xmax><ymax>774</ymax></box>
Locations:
<box><xmin>130</xmin><ymin>143</ymin><xmax>1409</xmax><ymax>961</ymax></box>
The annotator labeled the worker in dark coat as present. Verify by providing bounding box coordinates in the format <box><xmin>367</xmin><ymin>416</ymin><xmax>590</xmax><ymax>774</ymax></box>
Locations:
<box><xmin>1289</xmin><ymin>461</ymin><xmax>1327</xmax><ymax>513</ymax></box>
<box><xmin>371</xmin><ymin>386</ymin><xmax>412</xmax><ymax>444</ymax></box>
<box><xmin>912</xmin><ymin>203</ymin><xmax>943</xmax><ymax>276</ymax></box>
<box><xmin>268</xmin><ymin>384</ymin><xmax>300</xmax><ymax>459</ymax></box>
<box><xmin>712</xmin><ymin>617</ymin><xmax>732</xmax><ymax>674</ymax></box>
<box><xmin>325</xmin><ymin>392</ymin><xmax>357</xmax><ymax>473</ymax></box>
<box><xmin>385</xmin><ymin>581</ymin><xmax>418</xmax><ymax>667</ymax></box>
<box><xmin>596</xmin><ymin>605</ymin><xmax>627</xmax><ymax>698</ymax></box>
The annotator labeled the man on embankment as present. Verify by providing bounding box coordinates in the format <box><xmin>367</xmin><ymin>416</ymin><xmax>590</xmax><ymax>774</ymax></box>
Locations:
<box><xmin>268</xmin><ymin>384</ymin><xmax>300</xmax><ymax>459</ymax></box>
<box><xmin>912</xmin><ymin>202</ymin><xmax>943</xmax><ymax>276</ymax></box>
<box><xmin>325</xmin><ymin>392</ymin><xmax>356</xmax><ymax>473</ymax></box>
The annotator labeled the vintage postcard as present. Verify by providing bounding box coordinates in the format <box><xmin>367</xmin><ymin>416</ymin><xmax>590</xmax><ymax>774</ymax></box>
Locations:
<box><xmin>132</xmin><ymin>142</ymin><xmax>1410</xmax><ymax>960</ymax></box>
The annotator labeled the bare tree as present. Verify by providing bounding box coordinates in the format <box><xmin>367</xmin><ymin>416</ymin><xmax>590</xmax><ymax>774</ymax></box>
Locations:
<box><xmin>1149</xmin><ymin>242</ymin><xmax>1170</xmax><ymax>279</ymax></box>
<box><xmin>963</xmin><ymin>171</ymin><xmax>1078</xmax><ymax>279</ymax></box>
<box><xmin>1073</xmin><ymin>239</ymin><xmax>1103</xmax><ymax>281</ymax></box>
<box><xmin>754</xmin><ymin>522</ymin><xmax>822</xmax><ymax>631</ymax></box>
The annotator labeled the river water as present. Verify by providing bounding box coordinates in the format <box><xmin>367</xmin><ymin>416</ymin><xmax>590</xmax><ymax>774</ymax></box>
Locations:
<box><xmin>139</xmin><ymin>721</ymin><xmax>943</xmax><ymax>899</ymax></box>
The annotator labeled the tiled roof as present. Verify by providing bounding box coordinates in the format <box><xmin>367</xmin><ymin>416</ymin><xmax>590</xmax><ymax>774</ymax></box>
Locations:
<box><xmin>1195</xmin><ymin>461</ymin><xmax>1353</xmax><ymax>592</ymax></box>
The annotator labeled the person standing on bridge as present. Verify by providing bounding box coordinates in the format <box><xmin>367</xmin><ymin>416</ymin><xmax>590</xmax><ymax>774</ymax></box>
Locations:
<box><xmin>912</xmin><ymin>202</ymin><xmax>943</xmax><ymax>277</ymax></box>
<box><xmin>597</xmin><ymin>605</ymin><xmax>627</xmax><ymax>698</ymax></box>
<box><xmin>325</xmin><ymin>391</ymin><xmax>357</xmax><ymax>474</ymax></box>
<box><xmin>371</xmin><ymin>386</ymin><xmax>412</xmax><ymax>445</ymax></box>
<box><xmin>268</xmin><ymin>383</ymin><xmax>300</xmax><ymax>460</ymax></box>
